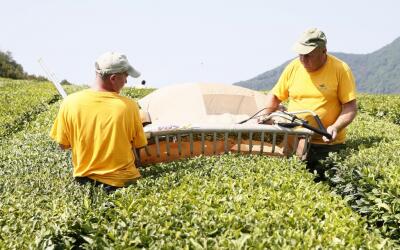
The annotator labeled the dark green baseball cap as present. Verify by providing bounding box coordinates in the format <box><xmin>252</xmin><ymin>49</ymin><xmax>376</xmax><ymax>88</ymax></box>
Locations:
<box><xmin>292</xmin><ymin>28</ymin><xmax>327</xmax><ymax>55</ymax></box>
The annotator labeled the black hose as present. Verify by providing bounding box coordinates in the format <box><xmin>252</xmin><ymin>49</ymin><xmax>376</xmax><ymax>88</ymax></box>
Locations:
<box><xmin>299</xmin><ymin>121</ymin><xmax>332</xmax><ymax>140</ymax></box>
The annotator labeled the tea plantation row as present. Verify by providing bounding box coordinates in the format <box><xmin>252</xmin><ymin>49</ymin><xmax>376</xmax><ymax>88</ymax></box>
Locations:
<box><xmin>357</xmin><ymin>94</ymin><xmax>400</xmax><ymax>125</ymax></box>
<box><xmin>0</xmin><ymin>78</ymin><xmax>58</xmax><ymax>138</ymax></box>
<box><xmin>1</xmin><ymin>79</ymin><xmax>400</xmax><ymax>248</ymax></box>
<box><xmin>0</xmin><ymin>78</ymin><xmax>84</xmax><ymax>138</ymax></box>
<box><xmin>323</xmin><ymin>112</ymin><xmax>400</xmax><ymax>243</ymax></box>
<box><xmin>0</xmin><ymin>103</ymin><xmax>390</xmax><ymax>248</ymax></box>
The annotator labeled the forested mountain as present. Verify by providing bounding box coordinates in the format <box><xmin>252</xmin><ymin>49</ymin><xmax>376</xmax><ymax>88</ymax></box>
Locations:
<box><xmin>235</xmin><ymin>37</ymin><xmax>400</xmax><ymax>94</ymax></box>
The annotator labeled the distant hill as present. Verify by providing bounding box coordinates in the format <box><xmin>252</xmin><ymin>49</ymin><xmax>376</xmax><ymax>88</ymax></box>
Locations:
<box><xmin>0</xmin><ymin>50</ymin><xmax>47</xmax><ymax>81</ymax></box>
<box><xmin>235</xmin><ymin>37</ymin><xmax>400</xmax><ymax>94</ymax></box>
<box><xmin>0</xmin><ymin>50</ymin><xmax>26</xmax><ymax>79</ymax></box>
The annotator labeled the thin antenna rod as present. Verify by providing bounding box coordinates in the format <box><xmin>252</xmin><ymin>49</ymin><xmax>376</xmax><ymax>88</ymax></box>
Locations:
<box><xmin>38</xmin><ymin>58</ymin><xmax>67</xmax><ymax>99</ymax></box>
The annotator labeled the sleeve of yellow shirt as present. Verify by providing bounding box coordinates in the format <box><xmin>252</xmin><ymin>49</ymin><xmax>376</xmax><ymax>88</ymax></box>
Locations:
<box><xmin>132</xmin><ymin>101</ymin><xmax>148</xmax><ymax>149</ymax></box>
<box><xmin>49</xmin><ymin>102</ymin><xmax>71</xmax><ymax>147</ymax></box>
<box><xmin>271</xmin><ymin>63</ymin><xmax>291</xmax><ymax>101</ymax></box>
<box><xmin>338</xmin><ymin>65</ymin><xmax>357</xmax><ymax>104</ymax></box>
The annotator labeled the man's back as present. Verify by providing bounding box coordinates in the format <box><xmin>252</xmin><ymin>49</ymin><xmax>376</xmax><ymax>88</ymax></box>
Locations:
<box><xmin>50</xmin><ymin>89</ymin><xmax>147</xmax><ymax>187</ymax></box>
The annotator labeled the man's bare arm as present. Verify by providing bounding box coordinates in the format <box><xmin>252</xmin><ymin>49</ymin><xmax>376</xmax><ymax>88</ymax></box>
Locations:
<box><xmin>265</xmin><ymin>93</ymin><xmax>282</xmax><ymax>114</ymax></box>
<box><xmin>323</xmin><ymin>99</ymin><xmax>357</xmax><ymax>142</ymax></box>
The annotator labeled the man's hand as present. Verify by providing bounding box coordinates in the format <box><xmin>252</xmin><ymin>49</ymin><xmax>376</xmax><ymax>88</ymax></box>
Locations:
<box><xmin>258</xmin><ymin>93</ymin><xmax>283</xmax><ymax>124</ymax></box>
<box><xmin>323</xmin><ymin>125</ymin><xmax>337</xmax><ymax>142</ymax></box>
<box><xmin>323</xmin><ymin>100</ymin><xmax>357</xmax><ymax>142</ymax></box>
<box><xmin>277</xmin><ymin>104</ymin><xmax>287</xmax><ymax>111</ymax></box>
<box><xmin>258</xmin><ymin>116</ymin><xmax>274</xmax><ymax>124</ymax></box>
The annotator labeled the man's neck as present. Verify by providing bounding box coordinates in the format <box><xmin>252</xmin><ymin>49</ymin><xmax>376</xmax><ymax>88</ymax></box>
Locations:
<box><xmin>308</xmin><ymin>53</ymin><xmax>328</xmax><ymax>73</ymax></box>
<box><xmin>92</xmin><ymin>79</ymin><xmax>118</xmax><ymax>93</ymax></box>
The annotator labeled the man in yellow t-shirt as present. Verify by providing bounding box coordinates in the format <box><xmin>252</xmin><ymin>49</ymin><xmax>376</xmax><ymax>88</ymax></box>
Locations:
<box><xmin>50</xmin><ymin>52</ymin><xmax>147</xmax><ymax>191</ymax></box>
<box><xmin>264</xmin><ymin>28</ymin><xmax>357</xmax><ymax>180</ymax></box>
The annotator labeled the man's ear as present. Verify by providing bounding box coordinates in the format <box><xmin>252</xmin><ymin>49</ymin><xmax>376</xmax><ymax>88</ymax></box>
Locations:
<box><xmin>108</xmin><ymin>74</ymin><xmax>119</xmax><ymax>90</ymax></box>
<box><xmin>109</xmin><ymin>74</ymin><xmax>117</xmax><ymax>82</ymax></box>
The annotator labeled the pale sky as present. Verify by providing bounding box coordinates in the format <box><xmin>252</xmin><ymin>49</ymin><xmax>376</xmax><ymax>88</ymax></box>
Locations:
<box><xmin>1</xmin><ymin>0</ymin><xmax>399</xmax><ymax>88</ymax></box>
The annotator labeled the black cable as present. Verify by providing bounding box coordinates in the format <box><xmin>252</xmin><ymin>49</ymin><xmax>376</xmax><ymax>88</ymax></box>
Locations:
<box><xmin>237</xmin><ymin>108</ymin><xmax>266</xmax><ymax>124</ymax></box>
<box><xmin>238</xmin><ymin>110</ymin><xmax>332</xmax><ymax>139</ymax></box>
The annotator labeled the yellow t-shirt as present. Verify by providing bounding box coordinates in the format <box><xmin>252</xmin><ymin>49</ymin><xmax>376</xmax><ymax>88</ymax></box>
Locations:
<box><xmin>271</xmin><ymin>54</ymin><xmax>356</xmax><ymax>144</ymax></box>
<box><xmin>50</xmin><ymin>89</ymin><xmax>147</xmax><ymax>187</ymax></box>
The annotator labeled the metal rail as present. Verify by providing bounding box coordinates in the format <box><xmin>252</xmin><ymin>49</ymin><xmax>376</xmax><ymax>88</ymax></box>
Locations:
<box><xmin>136</xmin><ymin>124</ymin><xmax>313</xmax><ymax>165</ymax></box>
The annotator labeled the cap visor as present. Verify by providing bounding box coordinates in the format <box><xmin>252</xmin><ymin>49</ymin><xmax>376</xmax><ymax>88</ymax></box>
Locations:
<box><xmin>127</xmin><ymin>65</ymin><xmax>141</xmax><ymax>78</ymax></box>
<box><xmin>292</xmin><ymin>42</ymin><xmax>317</xmax><ymax>55</ymax></box>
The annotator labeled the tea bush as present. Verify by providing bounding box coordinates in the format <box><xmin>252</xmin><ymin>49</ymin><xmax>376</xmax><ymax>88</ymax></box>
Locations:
<box><xmin>0</xmin><ymin>78</ymin><xmax>84</xmax><ymax>138</ymax></box>
<box><xmin>0</xmin><ymin>101</ymin><xmax>390</xmax><ymax>249</ymax></box>
<box><xmin>2</xmin><ymin>83</ymin><xmax>400</xmax><ymax>248</ymax></box>
<box><xmin>324</xmin><ymin>111</ymin><xmax>400</xmax><ymax>243</ymax></box>
<box><xmin>0</xmin><ymin>78</ymin><xmax>58</xmax><ymax>137</ymax></box>
<box><xmin>357</xmin><ymin>94</ymin><xmax>400</xmax><ymax>125</ymax></box>
<box><xmin>121</xmin><ymin>87</ymin><xmax>155</xmax><ymax>99</ymax></box>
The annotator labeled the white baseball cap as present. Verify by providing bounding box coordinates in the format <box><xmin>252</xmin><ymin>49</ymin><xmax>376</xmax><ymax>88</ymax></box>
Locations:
<box><xmin>95</xmin><ymin>52</ymin><xmax>140</xmax><ymax>78</ymax></box>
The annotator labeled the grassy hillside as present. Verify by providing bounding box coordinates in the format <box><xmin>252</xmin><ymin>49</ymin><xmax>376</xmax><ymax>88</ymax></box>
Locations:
<box><xmin>1</xmin><ymin>79</ymin><xmax>400</xmax><ymax>248</ymax></box>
